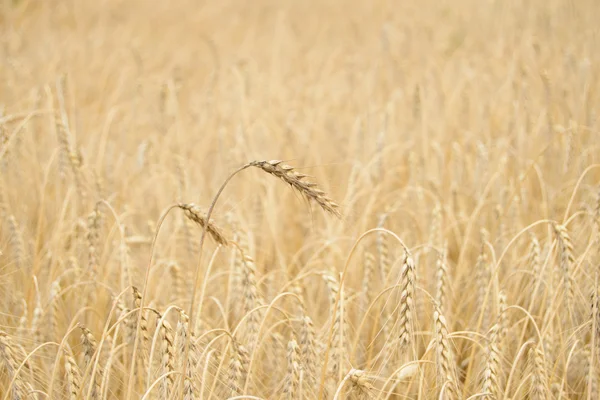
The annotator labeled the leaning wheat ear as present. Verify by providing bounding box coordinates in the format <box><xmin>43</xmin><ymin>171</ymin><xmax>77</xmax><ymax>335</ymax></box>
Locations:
<box><xmin>248</xmin><ymin>160</ymin><xmax>341</xmax><ymax>217</ymax></box>
<box><xmin>177</xmin><ymin>203</ymin><xmax>229</xmax><ymax>246</ymax></box>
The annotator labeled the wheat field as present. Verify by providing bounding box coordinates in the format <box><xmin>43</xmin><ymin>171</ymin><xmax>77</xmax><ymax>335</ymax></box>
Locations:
<box><xmin>1</xmin><ymin>0</ymin><xmax>600</xmax><ymax>399</ymax></box>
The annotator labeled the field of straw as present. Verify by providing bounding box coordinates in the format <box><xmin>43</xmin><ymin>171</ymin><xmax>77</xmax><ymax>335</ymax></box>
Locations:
<box><xmin>1</xmin><ymin>0</ymin><xmax>600</xmax><ymax>399</ymax></box>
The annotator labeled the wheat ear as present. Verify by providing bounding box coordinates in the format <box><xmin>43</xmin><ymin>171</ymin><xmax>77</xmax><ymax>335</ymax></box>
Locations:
<box><xmin>529</xmin><ymin>342</ymin><xmax>548</xmax><ymax>400</ymax></box>
<box><xmin>178</xmin><ymin>203</ymin><xmax>229</xmax><ymax>246</ymax></box>
<box><xmin>433</xmin><ymin>305</ymin><xmax>458</xmax><ymax>399</ymax></box>
<box><xmin>64</xmin><ymin>345</ymin><xmax>82</xmax><ymax>400</ymax></box>
<box><xmin>80</xmin><ymin>325</ymin><xmax>101</xmax><ymax>399</ymax></box>
<box><xmin>284</xmin><ymin>337</ymin><xmax>301</xmax><ymax>399</ymax></box>
<box><xmin>248</xmin><ymin>160</ymin><xmax>340</xmax><ymax>216</ymax></box>
<box><xmin>481</xmin><ymin>323</ymin><xmax>501</xmax><ymax>400</ymax></box>
<box><xmin>398</xmin><ymin>251</ymin><xmax>416</xmax><ymax>350</ymax></box>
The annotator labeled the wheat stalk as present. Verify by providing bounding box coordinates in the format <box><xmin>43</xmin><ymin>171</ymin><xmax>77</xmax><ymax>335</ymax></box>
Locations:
<box><xmin>397</xmin><ymin>251</ymin><xmax>416</xmax><ymax>351</ymax></box>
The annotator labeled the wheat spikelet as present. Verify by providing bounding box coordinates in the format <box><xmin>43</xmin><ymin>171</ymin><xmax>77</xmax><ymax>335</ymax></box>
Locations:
<box><xmin>80</xmin><ymin>324</ymin><xmax>101</xmax><ymax>399</ymax></box>
<box><xmin>429</xmin><ymin>204</ymin><xmax>442</xmax><ymax>248</ymax></box>
<box><xmin>436</xmin><ymin>244</ymin><xmax>449</xmax><ymax>315</ymax></box>
<box><xmin>283</xmin><ymin>337</ymin><xmax>300</xmax><ymax>399</ymax></box>
<box><xmin>176</xmin><ymin>309</ymin><xmax>197</xmax><ymax>400</ymax></box>
<box><xmin>497</xmin><ymin>291</ymin><xmax>508</xmax><ymax>344</ymax></box>
<box><xmin>227</xmin><ymin>227</ymin><xmax>247</xmax><ymax>323</ymax></box>
<box><xmin>583</xmin><ymin>343</ymin><xmax>598</xmax><ymax>399</ymax></box>
<box><xmin>433</xmin><ymin>306</ymin><xmax>458</xmax><ymax>399</ymax></box>
<box><xmin>64</xmin><ymin>345</ymin><xmax>82</xmax><ymax>400</ymax></box>
<box><xmin>31</xmin><ymin>289</ymin><xmax>43</xmax><ymax>345</ymax></box>
<box><xmin>528</xmin><ymin>233</ymin><xmax>542</xmax><ymax>281</ymax></box>
<box><xmin>55</xmin><ymin>114</ymin><xmax>70</xmax><ymax>181</ymax></box>
<box><xmin>300</xmin><ymin>315</ymin><xmax>317</xmax><ymax>393</ymax></box>
<box><xmin>87</xmin><ymin>207</ymin><xmax>100</xmax><ymax>277</ymax></box>
<box><xmin>529</xmin><ymin>342</ymin><xmax>548</xmax><ymax>400</ymax></box>
<box><xmin>377</xmin><ymin>213</ymin><xmax>390</xmax><ymax>281</ymax></box>
<box><xmin>55</xmin><ymin>79</ymin><xmax>86</xmax><ymax>198</ymax></box>
<box><xmin>7</xmin><ymin>215</ymin><xmax>25</xmax><ymax>271</ymax></box>
<box><xmin>228</xmin><ymin>340</ymin><xmax>249</xmax><ymax>396</ymax></box>
<box><xmin>481</xmin><ymin>323</ymin><xmax>501</xmax><ymax>400</ymax></box>
<box><xmin>178</xmin><ymin>203</ymin><xmax>229</xmax><ymax>246</ymax></box>
<box><xmin>169</xmin><ymin>261</ymin><xmax>184</xmax><ymax>304</ymax></box>
<box><xmin>240</xmin><ymin>251</ymin><xmax>261</xmax><ymax>348</ymax></box>
<box><xmin>158</xmin><ymin>316</ymin><xmax>176</xmax><ymax>398</ymax></box>
<box><xmin>132</xmin><ymin>286</ymin><xmax>150</xmax><ymax>366</ymax></box>
<box><xmin>553</xmin><ymin>223</ymin><xmax>575</xmax><ymax>312</ymax></box>
<box><xmin>48</xmin><ymin>279</ymin><xmax>61</xmax><ymax>342</ymax></box>
<box><xmin>361</xmin><ymin>251</ymin><xmax>375</xmax><ymax>311</ymax></box>
<box><xmin>116</xmin><ymin>299</ymin><xmax>135</xmax><ymax>348</ymax></box>
<box><xmin>248</xmin><ymin>160</ymin><xmax>341</xmax><ymax>217</ymax></box>
<box><xmin>495</xmin><ymin>204</ymin><xmax>506</xmax><ymax>257</ymax></box>
<box><xmin>17</xmin><ymin>299</ymin><xmax>27</xmax><ymax>338</ymax></box>
<box><xmin>397</xmin><ymin>251</ymin><xmax>416</xmax><ymax>351</ymax></box>
<box><xmin>80</xmin><ymin>325</ymin><xmax>98</xmax><ymax>369</ymax></box>
<box><xmin>323</xmin><ymin>272</ymin><xmax>345</xmax><ymax>379</ymax></box>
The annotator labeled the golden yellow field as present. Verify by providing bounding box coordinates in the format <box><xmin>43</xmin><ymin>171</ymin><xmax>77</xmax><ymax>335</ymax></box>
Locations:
<box><xmin>1</xmin><ymin>0</ymin><xmax>600</xmax><ymax>398</ymax></box>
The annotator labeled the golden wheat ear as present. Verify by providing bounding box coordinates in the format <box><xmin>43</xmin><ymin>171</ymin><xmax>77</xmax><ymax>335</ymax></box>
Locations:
<box><xmin>178</xmin><ymin>203</ymin><xmax>229</xmax><ymax>246</ymax></box>
<box><xmin>248</xmin><ymin>160</ymin><xmax>341</xmax><ymax>217</ymax></box>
